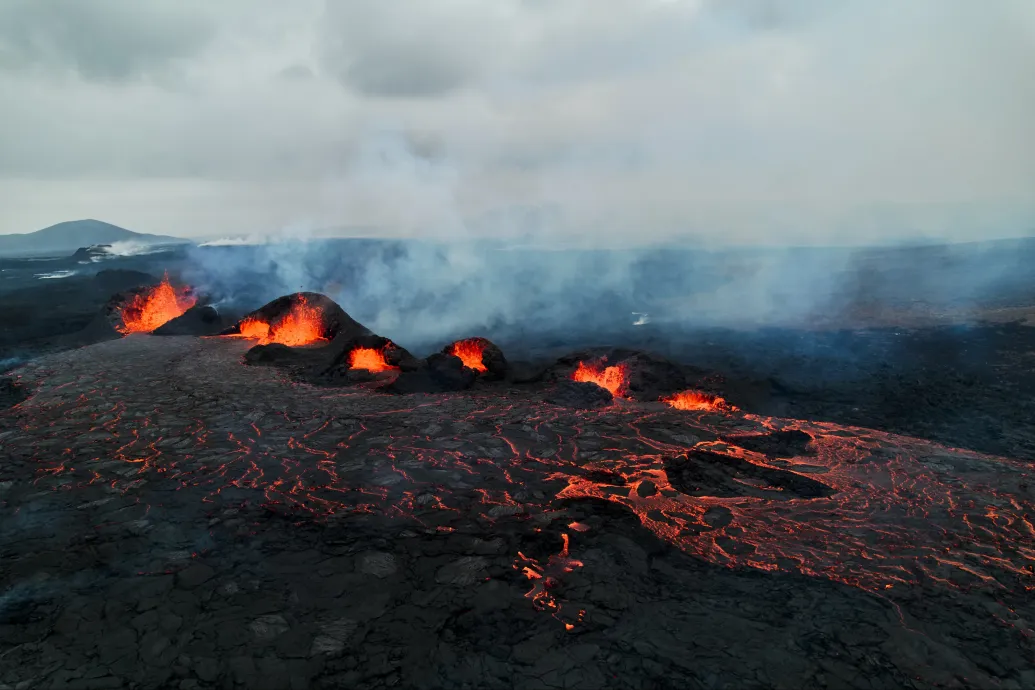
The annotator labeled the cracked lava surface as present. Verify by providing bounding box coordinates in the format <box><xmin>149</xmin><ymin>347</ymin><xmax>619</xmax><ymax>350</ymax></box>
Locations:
<box><xmin>1</xmin><ymin>335</ymin><xmax>1033</xmax><ymax>689</ymax></box>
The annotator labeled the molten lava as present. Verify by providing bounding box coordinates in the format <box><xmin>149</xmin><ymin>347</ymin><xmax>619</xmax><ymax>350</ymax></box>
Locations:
<box><xmin>572</xmin><ymin>359</ymin><xmax>628</xmax><ymax>397</ymax></box>
<box><xmin>349</xmin><ymin>347</ymin><xmax>397</xmax><ymax>372</ymax></box>
<box><xmin>117</xmin><ymin>275</ymin><xmax>196</xmax><ymax>334</ymax></box>
<box><xmin>663</xmin><ymin>390</ymin><xmax>736</xmax><ymax>412</ymax></box>
<box><xmin>238</xmin><ymin>297</ymin><xmax>325</xmax><ymax>347</ymax></box>
<box><xmin>448</xmin><ymin>339</ymin><xmax>488</xmax><ymax>372</ymax></box>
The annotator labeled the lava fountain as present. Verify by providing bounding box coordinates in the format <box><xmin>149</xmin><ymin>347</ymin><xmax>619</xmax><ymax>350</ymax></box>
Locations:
<box><xmin>448</xmin><ymin>339</ymin><xmax>488</xmax><ymax>372</ymax></box>
<box><xmin>239</xmin><ymin>296</ymin><xmax>325</xmax><ymax>347</ymax></box>
<box><xmin>116</xmin><ymin>274</ymin><xmax>197</xmax><ymax>334</ymax></box>
<box><xmin>349</xmin><ymin>347</ymin><xmax>397</xmax><ymax>372</ymax></box>
<box><xmin>572</xmin><ymin>359</ymin><xmax>628</xmax><ymax>397</ymax></box>
<box><xmin>663</xmin><ymin>390</ymin><xmax>737</xmax><ymax>412</ymax></box>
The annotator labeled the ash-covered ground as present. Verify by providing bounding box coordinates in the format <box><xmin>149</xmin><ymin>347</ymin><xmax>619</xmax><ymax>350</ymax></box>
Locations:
<box><xmin>1</xmin><ymin>239</ymin><xmax>1034</xmax><ymax>689</ymax></box>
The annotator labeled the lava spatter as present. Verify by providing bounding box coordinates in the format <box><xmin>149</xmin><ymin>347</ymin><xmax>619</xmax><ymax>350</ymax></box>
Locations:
<box><xmin>572</xmin><ymin>358</ymin><xmax>627</xmax><ymax>397</ymax></box>
<box><xmin>116</xmin><ymin>274</ymin><xmax>196</xmax><ymax>334</ymax></box>
<box><xmin>237</xmin><ymin>295</ymin><xmax>325</xmax><ymax>347</ymax></box>
<box><xmin>663</xmin><ymin>390</ymin><xmax>736</xmax><ymax>412</ymax></box>
<box><xmin>349</xmin><ymin>347</ymin><xmax>397</xmax><ymax>372</ymax></box>
<box><xmin>448</xmin><ymin>339</ymin><xmax>488</xmax><ymax>372</ymax></box>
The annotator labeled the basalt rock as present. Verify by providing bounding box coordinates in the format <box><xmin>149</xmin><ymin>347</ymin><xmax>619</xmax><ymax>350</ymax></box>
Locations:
<box><xmin>153</xmin><ymin>305</ymin><xmax>226</xmax><ymax>336</ymax></box>
<box><xmin>93</xmin><ymin>269</ymin><xmax>158</xmax><ymax>294</ymax></box>
<box><xmin>546</xmin><ymin>379</ymin><xmax>613</xmax><ymax>409</ymax></box>
<box><xmin>386</xmin><ymin>353</ymin><xmax>477</xmax><ymax>394</ymax></box>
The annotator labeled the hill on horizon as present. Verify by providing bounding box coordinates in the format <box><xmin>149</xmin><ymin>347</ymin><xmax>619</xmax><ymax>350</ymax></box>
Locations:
<box><xmin>0</xmin><ymin>219</ymin><xmax>190</xmax><ymax>257</ymax></box>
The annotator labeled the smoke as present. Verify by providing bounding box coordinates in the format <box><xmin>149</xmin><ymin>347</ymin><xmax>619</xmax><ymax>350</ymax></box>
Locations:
<box><xmin>177</xmin><ymin>130</ymin><xmax>1035</xmax><ymax>355</ymax></box>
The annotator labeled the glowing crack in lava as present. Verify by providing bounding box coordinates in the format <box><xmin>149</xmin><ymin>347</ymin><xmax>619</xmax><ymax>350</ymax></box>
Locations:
<box><xmin>448</xmin><ymin>339</ymin><xmax>488</xmax><ymax>372</ymax></box>
<box><xmin>116</xmin><ymin>274</ymin><xmax>197</xmax><ymax>334</ymax></box>
<box><xmin>238</xmin><ymin>297</ymin><xmax>325</xmax><ymax>347</ymax></box>
<box><xmin>349</xmin><ymin>347</ymin><xmax>397</xmax><ymax>372</ymax></box>
<box><xmin>12</xmin><ymin>335</ymin><xmax>1034</xmax><ymax>642</ymax></box>
<box><xmin>572</xmin><ymin>359</ymin><xmax>628</xmax><ymax>397</ymax></box>
<box><xmin>663</xmin><ymin>390</ymin><xmax>737</xmax><ymax>412</ymax></box>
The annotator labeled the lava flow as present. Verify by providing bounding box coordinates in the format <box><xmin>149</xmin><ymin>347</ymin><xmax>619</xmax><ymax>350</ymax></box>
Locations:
<box><xmin>448</xmin><ymin>339</ymin><xmax>488</xmax><ymax>372</ymax></box>
<box><xmin>572</xmin><ymin>359</ymin><xmax>627</xmax><ymax>397</ymax></box>
<box><xmin>349</xmin><ymin>347</ymin><xmax>397</xmax><ymax>372</ymax></box>
<box><xmin>116</xmin><ymin>274</ymin><xmax>196</xmax><ymax>334</ymax></box>
<box><xmin>663</xmin><ymin>390</ymin><xmax>736</xmax><ymax>412</ymax></box>
<box><xmin>238</xmin><ymin>297</ymin><xmax>325</xmax><ymax>347</ymax></box>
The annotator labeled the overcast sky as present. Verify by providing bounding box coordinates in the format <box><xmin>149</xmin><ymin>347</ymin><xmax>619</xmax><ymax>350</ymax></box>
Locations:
<box><xmin>1</xmin><ymin>0</ymin><xmax>1032</xmax><ymax>245</ymax></box>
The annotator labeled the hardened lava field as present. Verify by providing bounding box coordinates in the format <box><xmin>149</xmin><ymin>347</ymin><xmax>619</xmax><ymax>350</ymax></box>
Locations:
<box><xmin>1</xmin><ymin>334</ymin><xmax>1033</xmax><ymax>690</ymax></box>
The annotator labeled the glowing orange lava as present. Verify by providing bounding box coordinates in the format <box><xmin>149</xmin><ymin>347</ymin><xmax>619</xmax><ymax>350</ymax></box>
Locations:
<box><xmin>663</xmin><ymin>390</ymin><xmax>736</xmax><ymax>412</ymax></box>
<box><xmin>349</xmin><ymin>347</ymin><xmax>397</xmax><ymax>372</ymax></box>
<box><xmin>572</xmin><ymin>359</ymin><xmax>628</xmax><ymax>397</ymax></box>
<box><xmin>116</xmin><ymin>275</ymin><xmax>196</xmax><ymax>334</ymax></box>
<box><xmin>448</xmin><ymin>339</ymin><xmax>488</xmax><ymax>372</ymax></box>
<box><xmin>238</xmin><ymin>318</ymin><xmax>271</xmax><ymax>341</ymax></box>
<box><xmin>237</xmin><ymin>297</ymin><xmax>325</xmax><ymax>347</ymax></box>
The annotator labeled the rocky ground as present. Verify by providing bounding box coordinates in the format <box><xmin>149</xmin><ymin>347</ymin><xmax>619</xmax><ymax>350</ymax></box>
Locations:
<box><xmin>1</xmin><ymin>336</ymin><xmax>1033</xmax><ymax>689</ymax></box>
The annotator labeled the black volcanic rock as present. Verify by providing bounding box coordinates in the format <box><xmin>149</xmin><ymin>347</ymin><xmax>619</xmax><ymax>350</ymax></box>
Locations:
<box><xmin>153</xmin><ymin>305</ymin><xmax>224</xmax><ymax>336</ymax></box>
<box><xmin>93</xmin><ymin>269</ymin><xmax>157</xmax><ymax>294</ymax></box>
<box><xmin>0</xmin><ymin>378</ymin><xmax>27</xmax><ymax>410</ymax></box>
<box><xmin>441</xmin><ymin>337</ymin><xmax>508</xmax><ymax>380</ymax></box>
<box><xmin>729</xmin><ymin>429</ymin><xmax>816</xmax><ymax>459</ymax></box>
<box><xmin>387</xmin><ymin>353</ymin><xmax>477</xmax><ymax>394</ymax></box>
<box><xmin>546</xmin><ymin>379</ymin><xmax>613</xmax><ymax>409</ymax></box>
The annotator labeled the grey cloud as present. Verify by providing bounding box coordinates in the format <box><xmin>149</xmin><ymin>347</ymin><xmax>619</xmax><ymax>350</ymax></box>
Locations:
<box><xmin>319</xmin><ymin>0</ymin><xmax>496</xmax><ymax>98</ymax></box>
<box><xmin>0</xmin><ymin>0</ymin><xmax>216</xmax><ymax>82</ymax></box>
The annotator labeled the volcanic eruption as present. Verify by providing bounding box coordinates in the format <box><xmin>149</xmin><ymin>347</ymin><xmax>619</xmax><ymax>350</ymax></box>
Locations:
<box><xmin>115</xmin><ymin>274</ymin><xmax>197</xmax><ymax>334</ymax></box>
<box><xmin>348</xmin><ymin>346</ymin><xmax>398</xmax><ymax>373</ymax></box>
<box><xmin>238</xmin><ymin>295</ymin><xmax>325</xmax><ymax>347</ymax></box>
<box><xmin>447</xmin><ymin>339</ymin><xmax>488</xmax><ymax>372</ymax></box>
<box><xmin>572</xmin><ymin>358</ymin><xmax>628</xmax><ymax>397</ymax></box>
<box><xmin>663</xmin><ymin>390</ymin><xmax>736</xmax><ymax>412</ymax></box>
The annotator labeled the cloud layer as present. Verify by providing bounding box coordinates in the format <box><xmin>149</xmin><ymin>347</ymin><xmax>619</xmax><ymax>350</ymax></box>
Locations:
<box><xmin>1</xmin><ymin>0</ymin><xmax>1033</xmax><ymax>244</ymax></box>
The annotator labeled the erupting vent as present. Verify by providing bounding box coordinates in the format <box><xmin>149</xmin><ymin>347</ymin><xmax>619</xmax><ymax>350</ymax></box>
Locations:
<box><xmin>239</xmin><ymin>296</ymin><xmax>325</xmax><ymax>347</ymax></box>
<box><xmin>448</xmin><ymin>339</ymin><xmax>488</xmax><ymax>372</ymax></box>
<box><xmin>572</xmin><ymin>359</ymin><xmax>628</xmax><ymax>397</ymax></box>
<box><xmin>663</xmin><ymin>390</ymin><xmax>736</xmax><ymax>412</ymax></box>
<box><xmin>349</xmin><ymin>347</ymin><xmax>397</xmax><ymax>373</ymax></box>
<box><xmin>117</xmin><ymin>274</ymin><xmax>196</xmax><ymax>334</ymax></box>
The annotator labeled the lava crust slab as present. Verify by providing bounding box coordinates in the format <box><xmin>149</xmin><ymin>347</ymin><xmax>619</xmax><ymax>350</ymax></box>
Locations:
<box><xmin>0</xmin><ymin>336</ymin><xmax>1032</xmax><ymax>690</ymax></box>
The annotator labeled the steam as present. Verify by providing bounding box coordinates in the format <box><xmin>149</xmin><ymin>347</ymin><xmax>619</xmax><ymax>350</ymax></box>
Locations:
<box><xmin>179</xmin><ymin>133</ymin><xmax>1035</xmax><ymax>354</ymax></box>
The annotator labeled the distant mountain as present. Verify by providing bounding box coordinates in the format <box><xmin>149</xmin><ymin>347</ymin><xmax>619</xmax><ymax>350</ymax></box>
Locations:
<box><xmin>0</xmin><ymin>219</ymin><xmax>190</xmax><ymax>257</ymax></box>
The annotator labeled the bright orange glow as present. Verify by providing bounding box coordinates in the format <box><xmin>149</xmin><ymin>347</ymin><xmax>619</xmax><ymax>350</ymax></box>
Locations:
<box><xmin>662</xmin><ymin>390</ymin><xmax>737</xmax><ymax>412</ymax></box>
<box><xmin>448</xmin><ymin>339</ymin><xmax>488</xmax><ymax>372</ymax></box>
<box><xmin>572</xmin><ymin>360</ymin><xmax>627</xmax><ymax>397</ymax></box>
<box><xmin>349</xmin><ymin>347</ymin><xmax>397</xmax><ymax>372</ymax></box>
<box><xmin>237</xmin><ymin>297</ymin><xmax>325</xmax><ymax>347</ymax></box>
<box><xmin>238</xmin><ymin>318</ymin><xmax>270</xmax><ymax>341</ymax></box>
<box><xmin>116</xmin><ymin>274</ymin><xmax>196</xmax><ymax>334</ymax></box>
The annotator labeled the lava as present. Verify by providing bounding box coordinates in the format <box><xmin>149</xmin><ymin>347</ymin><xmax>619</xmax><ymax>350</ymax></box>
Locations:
<box><xmin>238</xmin><ymin>297</ymin><xmax>325</xmax><ymax>347</ymax></box>
<box><xmin>448</xmin><ymin>339</ymin><xmax>488</xmax><ymax>372</ymax></box>
<box><xmin>572</xmin><ymin>359</ymin><xmax>627</xmax><ymax>397</ymax></box>
<box><xmin>663</xmin><ymin>390</ymin><xmax>736</xmax><ymax>412</ymax></box>
<box><xmin>116</xmin><ymin>274</ymin><xmax>197</xmax><ymax>334</ymax></box>
<box><xmin>349</xmin><ymin>347</ymin><xmax>397</xmax><ymax>372</ymax></box>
